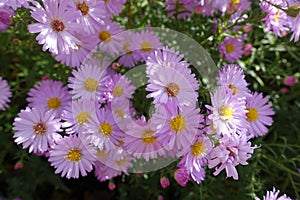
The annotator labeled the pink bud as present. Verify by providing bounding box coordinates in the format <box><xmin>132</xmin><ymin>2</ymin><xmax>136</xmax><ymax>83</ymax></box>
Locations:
<box><xmin>41</xmin><ymin>76</ymin><xmax>50</xmax><ymax>81</ymax></box>
<box><xmin>194</xmin><ymin>5</ymin><xmax>202</xmax><ymax>14</ymax></box>
<box><xmin>14</xmin><ymin>162</ymin><xmax>24</xmax><ymax>170</ymax></box>
<box><xmin>242</xmin><ymin>25</ymin><xmax>251</xmax><ymax>33</ymax></box>
<box><xmin>174</xmin><ymin>168</ymin><xmax>189</xmax><ymax>187</ymax></box>
<box><xmin>243</xmin><ymin>43</ymin><xmax>252</xmax><ymax>56</ymax></box>
<box><xmin>281</xmin><ymin>87</ymin><xmax>289</xmax><ymax>94</ymax></box>
<box><xmin>284</xmin><ymin>76</ymin><xmax>297</xmax><ymax>86</ymax></box>
<box><xmin>160</xmin><ymin>177</ymin><xmax>170</xmax><ymax>189</ymax></box>
<box><xmin>136</xmin><ymin>170</ymin><xmax>143</xmax><ymax>178</ymax></box>
<box><xmin>108</xmin><ymin>182</ymin><xmax>116</xmax><ymax>191</ymax></box>
<box><xmin>12</xmin><ymin>38</ymin><xmax>19</xmax><ymax>45</ymax></box>
<box><xmin>112</xmin><ymin>62</ymin><xmax>120</xmax><ymax>70</ymax></box>
<box><xmin>157</xmin><ymin>195</ymin><xmax>164</xmax><ymax>200</ymax></box>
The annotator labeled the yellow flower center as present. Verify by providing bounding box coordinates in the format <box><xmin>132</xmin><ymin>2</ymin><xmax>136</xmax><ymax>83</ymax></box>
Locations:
<box><xmin>99</xmin><ymin>122</ymin><xmax>113</xmax><ymax>137</ymax></box>
<box><xmin>142</xmin><ymin>129</ymin><xmax>156</xmax><ymax>144</ymax></box>
<box><xmin>141</xmin><ymin>41</ymin><xmax>152</xmax><ymax>52</ymax></box>
<box><xmin>123</xmin><ymin>42</ymin><xmax>133</xmax><ymax>54</ymax></box>
<box><xmin>228</xmin><ymin>84</ymin><xmax>237</xmax><ymax>95</ymax></box>
<box><xmin>104</xmin><ymin>0</ymin><xmax>110</xmax><ymax>3</ymax></box>
<box><xmin>230</xmin><ymin>0</ymin><xmax>240</xmax><ymax>7</ymax></box>
<box><xmin>76</xmin><ymin>112</ymin><xmax>90</xmax><ymax>125</ymax></box>
<box><xmin>47</xmin><ymin>97</ymin><xmax>61</xmax><ymax>110</ymax></box>
<box><xmin>219</xmin><ymin>106</ymin><xmax>234</xmax><ymax>121</ymax></box>
<box><xmin>33</xmin><ymin>122</ymin><xmax>47</xmax><ymax>135</ymax></box>
<box><xmin>115</xmin><ymin>109</ymin><xmax>125</xmax><ymax>119</ymax></box>
<box><xmin>66</xmin><ymin>148</ymin><xmax>82</xmax><ymax>162</ymax></box>
<box><xmin>225</xmin><ymin>44</ymin><xmax>235</xmax><ymax>54</ymax></box>
<box><xmin>274</xmin><ymin>10</ymin><xmax>280</xmax><ymax>21</ymax></box>
<box><xmin>99</xmin><ymin>31</ymin><xmax>111</xmax><ymax>41</ymax></box>
<box><xmin>112</xmin><ymin>86</ymin><xmax>124</xmax><ymax>97</ymax></box>
<box><xmin>165</xmin><ymin>82</ymin><xmax>180</xmax><ymax>97</ymax></box>
<box><xmin>97</xmin><ymin>149</ymin><xmax>106</xmax><ymax>158</ymax></box>
<box><xmin>77</xmin><ymin>1</ymin><xmax>89</xmax><ymax>16</ymax></box>
<box><xmin>246</xmin><ymin>107</ymin><xmax>259</xmax><ymax>122</ymax></box>
<box><xmin>84</xmin><ymin>78</ymin><xmax>98</xmax><ymax>92</ymax></box>
<box><xmin>117</xmin><ymin>158</ymin><xmax>126</xmax><ymax>166</ymax></box>
<box><xmin>170</xmin><ymin>115</ymin><xmax>187</xmax><ymax>133</ymax></box>
<box><xmin>191</xmin><ymin>141</ymin><xmax>205</xmax><ymax>157</ymax></box>
<box><xmin>51</xmin><ymin>19</ymin><xmax>65</xmax><ymax>32</ymax></box>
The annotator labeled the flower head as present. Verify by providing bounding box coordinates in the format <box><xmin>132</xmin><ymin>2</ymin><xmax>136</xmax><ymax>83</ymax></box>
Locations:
<box><xmin>153</xmin><ymin>103</ymin><xmax>200</xmax><ymax>152</ymax></box>
<box><xmin>68</xmin><ymin>63</ymin><xmax>108</xmax><ymax>101</ymax></box>
<box><xmin>28</xmin><ymin>0</ymin><xmax>82</xmax><ymax>55</ymax></box>
<box><xmin>255</xmin><ymin>187</ymin><xmax>292</xmax><ymax>200</ymax></box>
<box><xmin>146</xmin><ymin>64</ymin><xmax>198</xmax><ymax>107</ymax></box>
<box><xmin>207</xmin><ymin>86</ymin><xmax>249</xmax><ymax>135</ymax></box>
<box><xmin>246</xmin><ymin>92</ymin><xmax>275</xmax><ymax>138</ymax></box>
<box><xmin>219</xmin><ymin>36</ymin><xmax>243</xmax><ymax>63</ymax></box>
<box><xmin>122</xmin><ymin>117</ymin><xmax>166</xmax><ymax>161</ymax></box>
<box><xmin>208</xmin><ymin>134</ymin><xmax>257</xmax><ymax>180</ymax></box>
<box><xmin>13</xmin><ymin>107</ymin><xmax>62</xmax><ymax>153</ymax></box>
<box><xmin>27</xmin><ymin>80</ymin><xmax>71</xmax><ymax>117</ymax></box>
<box><xmin>131</xmin><ymin>30</ymin><xmax>162</xmax><ymax>62</ymax></box>
<box><xmin>48</xmin><ymin>135</ymin><xmax>97</xmax><ymax>179</ymax></box>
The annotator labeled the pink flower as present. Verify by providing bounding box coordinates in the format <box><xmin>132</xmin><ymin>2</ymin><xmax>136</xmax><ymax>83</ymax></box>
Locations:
<box><xmin>108</xmin><ymin>182</ymin><xmax>116</xmax><ymax>191</ymax></box>
<box><xmin>174</xmin><ymin>168</ymin><xmax>189</xmax><ymax>187</ymax></box>
<box><xmin>219</xmin><ymin>36</ymin><xmax>244</xmax><ymax>63</ymax></box>
<box><xmin>160</xmin><ymin>177</ymin><xmax>170</xmax><ymax>189</ymax></box>
<box><xmin>28</xmin><ymin>0</ymin><xmax>82</xmax><ymax>55</ymax></box>
<box><xmin>243</xmin><ymin>43</ymin><xmax>252</xmax><ymax>56</ymax></box>
<box><xmin>208</xmin><ymin>134</ymin><xmax>257</xmax><ymax>180</ymax></box>
<box><xmin>14</xmin><ymin>162</ymin><xmax>24</xmax><ymax>170</ymax></box>
<box><xmin>283</xmin><ymin>76</ymin><xmax>297</xmax><ymax>86</ymax></box>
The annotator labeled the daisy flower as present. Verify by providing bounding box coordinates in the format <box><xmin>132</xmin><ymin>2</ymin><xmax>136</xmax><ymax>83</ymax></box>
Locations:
<box><xmin>68</xmin><ymin>0</ymin><xmax>106</xmax><ymax>35</ymax></box>
<box><xmin>28</xmin><ymin>0</ymin><xmax>82</xmax><ymax>55</ymax></box>
<box><xmin>198</xmin><ymin>0</ymin><xmax>229</xmax><ymax>16</ymax></box>
<box><xmin>131</xmin><ymin>30</ymin><xmax>162</xmax><ymax>62</ymax></box>
<box><xmin>103</xmin><ymin>0</ymin><xmax>126</xmax><ymax>17</ymax></box>
<box><xmin>146</xmin><ymin>47</ymin><xmax>188</xmax><ymax>74</ymax></box>
<box><xmin>99</xmin><ymin>73</ymin><xmax>136</xmax><ymax>103</ymax></box>
<box><xmin>177</xmin><ymin>134</ymin><xmax>213</xmax><ymax>184</ymax></box>
<box><xmin>109</xmin><ymin>100</ymin><xmax>136</xmax><ymax>132</ymax></box>
<box><xmin>122</xmin><ymin>116</ymin><xmax>166</xmax><ymax>161</ymax></box>
<box><xmin>217</xmin><ymin>64</ymin><xmax>251</xmax><ymax>98</ymax></box>
<box><xmin>246</xmin><ymin>92</ymin><xmax>275</xmax><ymax>138</ymax></box>
<box><xmin>13</xmin><ymin>107</ymin><xmax>62</xmax><ymax>154</ymax></box>
<box><xmin>260</xmin><ymin>0</ymin><xmax>289</xmax><ymax>37</ymax></box>
<box><xmin>174</xmin><ymin>167</ymin><xmax>189</xmax><ymax>187</ymax></box>
<box><xmin>152</xmin><ymin>103</ymin><xmax>200</xmax><ymax>152</ymax></box>
<box><xmin>27</xmin><ymin>80</ymin><xmax>71</xmax><ymax>117</ymax></box>
<box><xmin>48</xmin><ymin>135</ymin><xmax>97</xmax><ymax>179</ymax></box>
<box><xmin>68</xmin><ymin>63</ymin><xmax>108</xmax><ymax>101</ymax></box>
<box><xmin>0</xmin><ymin>6</ymin><xmax>14</xmax><ymax>32</ymax></box>
<box><xmin>0</xmin><ymin>77</ymin><xmax>12</xmax><ymax>110</ymax></box>
<box><xmin>206</xmin><ymin>86</ymin><xmax>249</xmax><ymax>136</ymax></box>
<box><xmin>61</xmin><ymin>99</ymin><xmax>97</xmax><ymax>134</ymax></box>
<box><xmin>218</xmin><ymin>36</ymin><xmax>243</xmax><ymax>63</ymax></box>
<box><xmin>91</xmin><ymin>19</ymin><xmax>124</xmax><ymax>56</ymax></box>
<box><xmin>255</xmin><ymin>187</ymin><xmax>292</xmax><ymax>200</ymax></box>
<box><xmin>55</xmin><ymin>33</ymin><xmax>98</xmax><ymax>68</ymax></box>
<box><xmin>146</xmin><ymin>65</ymin><xmax>198</xmax><ymax>107</ymax></box>
<box><xmin>118</xmin><ymin>31</ymin><xmax>138</xmax><ymax>68</ymax></box>
<box><xmin>208</xmin><ymin>134</ymin><xmax>257</xmax><ymax>180</ymax></box>
<box><xmin>227</xmin><ymin>0</ymin><xmax>251</xmax><ymax>23</ymax></box>
<box><xmin>84</xmin><ymin>106</ymin><xmax>124</xmax><ymax>152</ymax></box>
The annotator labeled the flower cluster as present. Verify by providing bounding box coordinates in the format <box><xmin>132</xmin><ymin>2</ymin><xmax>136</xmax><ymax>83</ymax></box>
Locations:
<box><xmin>6</xmin><ymin>0</ymin><xmax>276</xmax><ymax>190</ymax></box>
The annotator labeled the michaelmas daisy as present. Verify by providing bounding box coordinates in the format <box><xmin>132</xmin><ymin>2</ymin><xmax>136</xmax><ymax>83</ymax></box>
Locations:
<box><xmin>246</xmin><ymin>92</ymin><xmax>275</xmax><ymax>138</ymax></box>
<box><xmin>13</xmin><ymin>107</ymin><xmax>62</xmax><ymax>153</ymax></box>
<box><xmin>48</xmin><ymin>135</ymin><xmax>97</xmax><ymax>179</ymax></box>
